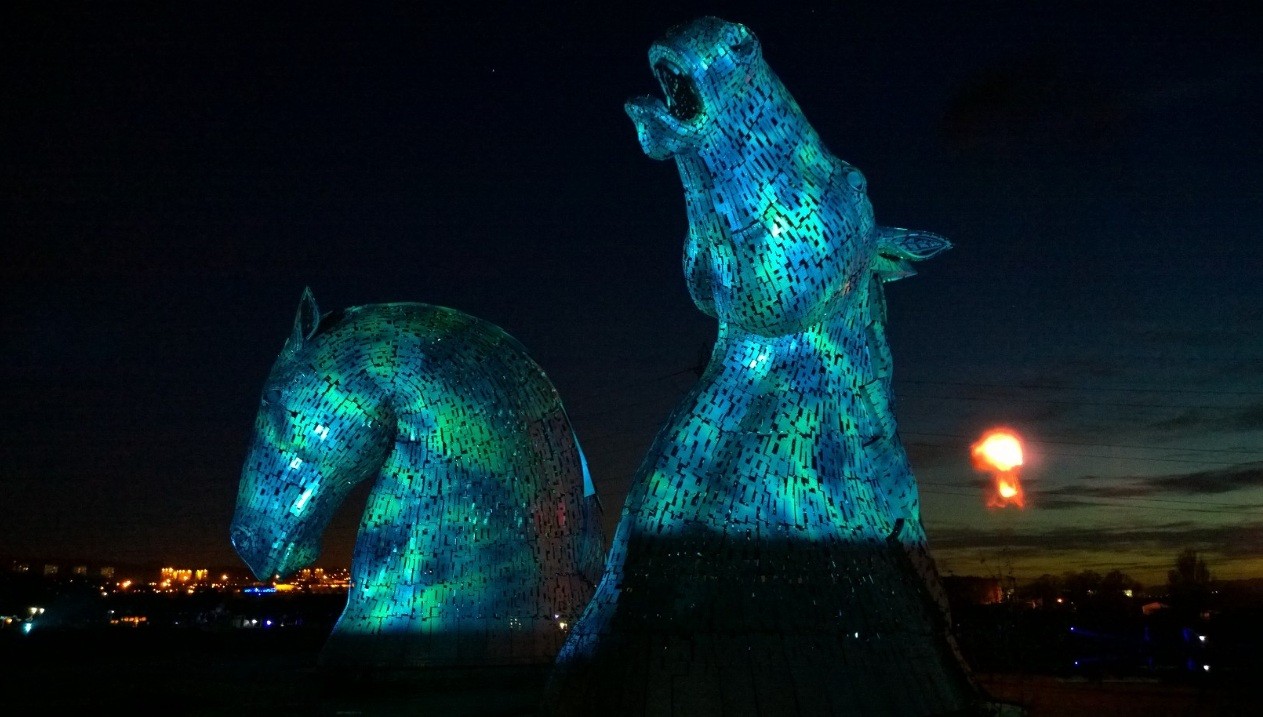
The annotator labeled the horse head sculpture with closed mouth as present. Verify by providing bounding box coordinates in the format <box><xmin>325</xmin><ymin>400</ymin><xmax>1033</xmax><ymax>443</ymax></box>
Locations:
<box><xmin>231</xmin><ymin>288</ymin><xmax>604</xmax><ymax>673</ymax></box>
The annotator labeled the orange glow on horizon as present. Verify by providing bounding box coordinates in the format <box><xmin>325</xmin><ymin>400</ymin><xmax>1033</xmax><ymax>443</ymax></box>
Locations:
<box><xmin>972</xmin><ymin>428</ymin><xmax>1027</xmax><ymax>509</ymax></box>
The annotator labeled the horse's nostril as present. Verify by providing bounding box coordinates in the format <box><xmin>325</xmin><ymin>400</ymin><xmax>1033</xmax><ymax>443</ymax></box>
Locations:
<box><xmin>230</xmin><ymin>526</ymin><xmax>254</xmax><ymax>554</ymax></box>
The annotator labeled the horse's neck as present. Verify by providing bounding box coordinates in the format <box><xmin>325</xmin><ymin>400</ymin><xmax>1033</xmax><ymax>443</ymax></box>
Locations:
<box><xmin>677</xmin><ymin>130</ymin><xmax>831</xmax><ymax>236</ymax></box>
<box><xmin>710</xmin><ymin>307</ymin><xmax>874</xmax><ymax>395</ymax></box>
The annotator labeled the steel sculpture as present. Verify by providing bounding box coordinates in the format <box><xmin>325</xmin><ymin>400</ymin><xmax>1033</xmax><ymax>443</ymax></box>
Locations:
<box><xmin>230</xmin><ymin>289</ymin><xmax>605</xmax><ymax>673</ymax></box>
<box><xmin>543</xmin><ymin>17</ymin><xmax>980</xmax><ymax>715</ymax></box>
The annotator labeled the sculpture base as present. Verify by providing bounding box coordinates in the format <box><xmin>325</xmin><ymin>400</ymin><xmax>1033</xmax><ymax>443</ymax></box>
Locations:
<box><xmin>318</xmin><ymin>623</ymin><xmax>570</xmax><ymax>671</ymax></box>
<box><xmin>316</xmin><ymin>661</ymin><xmax>552</xmax><ymax>713</ymax></box>
<box><xmin>543</xmin><ymin>535</ymin><xmax>981</xmax><ymax>716</ymax></box>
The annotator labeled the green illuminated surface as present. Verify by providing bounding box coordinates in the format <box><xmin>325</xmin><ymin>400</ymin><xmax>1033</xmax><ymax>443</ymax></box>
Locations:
<box><xmin>230</xmin><ymin>290</ymin><xmax>604</xmax><ymax>668</ymax></box>
<box><xmin>544</xmin><ymin>17</ymin><xmax>978</xmax><ymax>715</ymax></box>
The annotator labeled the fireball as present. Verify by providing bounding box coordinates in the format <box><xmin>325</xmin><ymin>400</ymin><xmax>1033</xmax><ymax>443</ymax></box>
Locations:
<box><xmin>971</xmin><ymin>428</ymin><xmax>1026</xmax><ymax>509</ymax></box>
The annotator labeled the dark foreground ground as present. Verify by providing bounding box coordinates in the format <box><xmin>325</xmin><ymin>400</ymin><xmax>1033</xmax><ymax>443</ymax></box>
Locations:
<box><xmin>2</xmin><ymin>627</ymin><xmax>1257</xmax><ymax>716</ymax></box>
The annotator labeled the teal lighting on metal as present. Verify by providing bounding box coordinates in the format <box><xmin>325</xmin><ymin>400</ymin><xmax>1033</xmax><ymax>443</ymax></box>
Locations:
<box><xmin>230</xmin><ymin>289</ymin><xmax>604</xmax><ymax>670</ymax></box>
<box><xmin>544</xmin><ymin>17</ymin><xmax>980</xmax><ymax>715</ymax></box>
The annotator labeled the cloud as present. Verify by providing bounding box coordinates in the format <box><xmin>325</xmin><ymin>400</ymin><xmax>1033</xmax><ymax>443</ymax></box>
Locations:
<box><xmin>1029</xmin><ymin>497</ymin><xmax>1093</xmax><ymax>511</ymax></box>
<box><xmin>1219</xmin><ymin>360</ymin><xmax>1263</xmax><ymax>380</ymax></box>
<box><xmin>1148</xmin><ymin>402</ymin><xmax>1263</xmax><ymax>433</ymax></box>
<box><xmin>1023</xmin><ymin>462</ymin><xmax>1263</xmax><ymax>515</ymax></box>
<box><xmin>1148</xmin><ymin>409</ymin><xmax>1212</xmax><ymax>431</ymax></box>
<box><xmin>1046</xmin><ymin>462</ymin><xmax>1263</xmax><ymax>500</ymax></box>
<box><xmin>905</xmin><ymin>440</ymin><xmax>966</xmax><ymax>471</ymax></box>
<box><xmin>938</xmin><ymin>54</ymin><xmax>1125</xmax><ymax>158</ymax></box>
<box><xmin>1230</xmin><ymin>403</ymin><xmax>1263</xmax><ymax>431</ymax></box>
<box><xmin>930</xmin><ymin>521</ymin><xmax>1263</xmax><ymax>559</ymax></box>
<box><xmin>1147</xmin><ymin>464</ymin><xmax>1263</xmax><ymax>494</ymax></box>
<box><xmin>1008</xmin><ymin>358</ymin><xmax>1127</xmax><ymax>388</ymax></box>
<box><xmin>1132</xmin><ymin>325</ymin><xmax>1238</xmax><ymax>349</ymax></box>
<box><xmin>1036</xmin><ymin>483</ymin><xmax>1160</xmax><ymax>501</ymax></box>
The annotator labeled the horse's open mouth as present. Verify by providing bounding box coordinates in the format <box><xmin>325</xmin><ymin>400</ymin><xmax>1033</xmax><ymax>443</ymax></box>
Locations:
<box><xmin>653</xmin><ymin>60</ymin><xmax>701</xmax><ymax>121</ymax></box>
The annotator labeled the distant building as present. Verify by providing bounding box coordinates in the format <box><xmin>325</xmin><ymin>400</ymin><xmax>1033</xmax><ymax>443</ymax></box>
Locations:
<box><xmin>942</xmin><ymin>576</ymin><xmax>1005</xmax><ymax>605</ymax></box>
<box><xmin>160</xmin><ymin>567</ymin><xmax>210</xmax><ymax>588</ymax></box>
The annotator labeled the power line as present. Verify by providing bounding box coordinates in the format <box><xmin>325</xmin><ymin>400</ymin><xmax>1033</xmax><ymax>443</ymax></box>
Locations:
<box><xmin>568</xmin><ymin>363</ymin><xmax>1262</xmax><ymax>425</ymax></box>
<box><xmin>920</xmin><ymin>480</ymin><xmax>1259</xmax><ymax>509</ymax></box>
<box><xmin>576</xmin><ymin>424</ymin><xmax>1263</xmax><ymax>472</ymax></box>
<box><xmin>904</xmin><ymin>431</ymin><xmax>1263</xmax><ymax>458</ymax></box>
<box><xmin>898</xmin><ymin>378</ymin><xmax>1263</xmax><ymax>397</ymax></box>
<box><xmin>898</xmin><ymin>391</ymin><xmax>1256</xmax><ymax>411</ymax></box>
<box><xmin>920</xmin><ymin>489</ymin><xmax>1239</xmax><ymax>516</ymax></box>
<box><xmin>906</xmin><ymin>441</ymin><xmax>1254</xmax><ymax>467</ymax></box>
<box><xmin>919</xmin><ymin>482</ymin><xmax>1263</xmax><ymax>515</ymax></box>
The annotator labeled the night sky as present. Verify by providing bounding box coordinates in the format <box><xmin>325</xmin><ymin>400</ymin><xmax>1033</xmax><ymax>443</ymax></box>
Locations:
<box><xmin>3</xmin><ymin>1</ymin><xmax>1261</xmax><ymax>585</ymax></box>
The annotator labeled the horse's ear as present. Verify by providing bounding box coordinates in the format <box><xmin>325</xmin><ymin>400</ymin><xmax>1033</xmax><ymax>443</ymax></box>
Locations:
<box><xmin>874</xmin><ymin>227</ymin><xmax>951</xmax><ymax>284</ymax></box>
<box><xmin>876</xmin><ymin>227</ymin><xmax>952</xmax><ymax>261</ymax></box>
<box><xmin>290</xmin><ymin>286</ymin><xmax>321</xmax><ymax>348</ymax></box>
<box><xmin>722</xmin><ymin>21</ymin><xmax>759</xmax><ymax>60</ymax></box>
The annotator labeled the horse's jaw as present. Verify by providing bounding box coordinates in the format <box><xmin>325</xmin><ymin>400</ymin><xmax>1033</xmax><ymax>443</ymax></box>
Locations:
<box><xmin>229</xmin><ymin>520</ymin><xmax>318</xmax><ymax>582</ymax></box>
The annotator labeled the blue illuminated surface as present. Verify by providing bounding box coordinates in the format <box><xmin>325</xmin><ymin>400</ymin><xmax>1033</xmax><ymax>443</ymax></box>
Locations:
<box><xmin>543</xmin><ymin>17</ymin><xmax>981</xmax><ymax>715</ymax></box>
<box><xmin>230</xmin><ymin>289</ymin><xmax>605</xmax><ymax>669</ymax></box>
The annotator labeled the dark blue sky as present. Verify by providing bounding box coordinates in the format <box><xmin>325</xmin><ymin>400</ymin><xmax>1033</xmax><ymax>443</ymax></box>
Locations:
<box><xmin>3</xmin><ymin>1</ymin><xmax>1260</xmax><ymax>584</ymax></box>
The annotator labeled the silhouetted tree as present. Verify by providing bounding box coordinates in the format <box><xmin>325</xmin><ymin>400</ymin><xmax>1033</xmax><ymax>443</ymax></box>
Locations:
<box><xmin>1062</xmin><ymin>569</ymin><xmax>1103</xmax><ymax>602</ymax></box>
<box><xmin>1167</xmin><ymin>548</ymin><xmax>1212</xmax><ymax>618</ymax></box>
<box><xmin>1017</xmin><ymin>573</ymin><xmax>1062</xmax><ymax>606</ymax></box>
<box><xmin>1100</xmin><ymin>569</ymin><xmax>1142</xmax><ymax>598</ymax></box>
